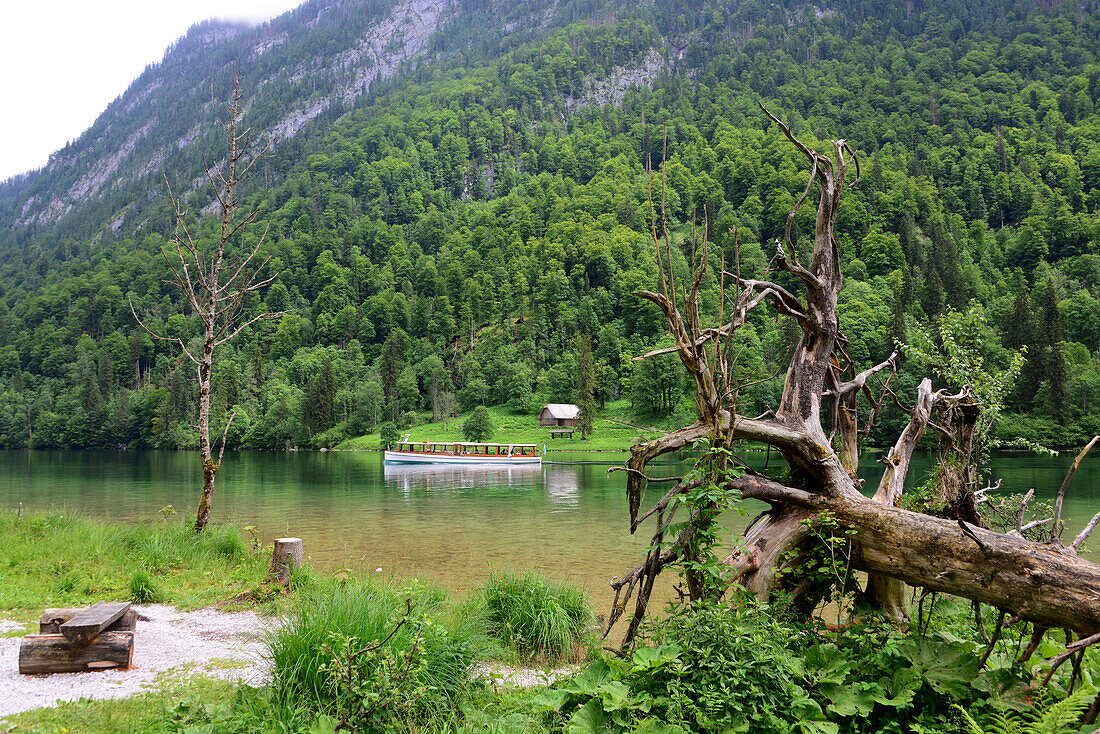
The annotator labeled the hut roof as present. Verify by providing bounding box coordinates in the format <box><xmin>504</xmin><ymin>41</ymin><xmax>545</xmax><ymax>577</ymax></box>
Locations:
<box><xmin>541</xmin><ymin>403</ymin><xmax>580</xmax><ymax>419</ymax></box>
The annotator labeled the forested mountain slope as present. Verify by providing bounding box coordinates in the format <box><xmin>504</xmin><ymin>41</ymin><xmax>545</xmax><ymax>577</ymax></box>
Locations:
<box><xmin>0</xmin><ymin>0</ymin><xmax>1099</xmax><ymax>450</ymax></box>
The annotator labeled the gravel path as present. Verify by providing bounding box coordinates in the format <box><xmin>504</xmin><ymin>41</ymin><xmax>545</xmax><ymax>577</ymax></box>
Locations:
<box><xmin>0</xmin><ymin>605</ymin><xmax>270</xmax><ymax>717</ymax></box>
<box><xmin>476</xmin><ymin>662</ymin><xmax>578</xmax><ymax>688</ymax></box>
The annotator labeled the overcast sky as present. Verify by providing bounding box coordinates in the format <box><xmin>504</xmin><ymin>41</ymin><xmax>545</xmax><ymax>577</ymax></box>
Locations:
<box><xmin>0</xmin><ymin>0</ymin><xmax>305</xmax><ymax>182</ymax></box>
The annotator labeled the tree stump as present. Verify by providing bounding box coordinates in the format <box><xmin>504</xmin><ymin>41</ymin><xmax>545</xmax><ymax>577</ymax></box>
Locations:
<box><xmin>270</xmin><ymin>537</ymin><xmax>303</xmax><ymax>586</ymax></box>
<box><xmin>18</xmin><ymin>632</ymin><xmax>134</xmax><ymax>674</ymax></box>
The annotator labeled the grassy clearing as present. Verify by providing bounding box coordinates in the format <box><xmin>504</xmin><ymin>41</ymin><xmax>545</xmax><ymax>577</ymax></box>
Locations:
<box><xmin>472</xmin><ymin>569</ymin><xmax>594</xmax><ymax>666</ymax></box>
<box><xmin>0</xmin><ymin>509</ymin><xmax>609</xmax><ymax>732</ymax></box>
<box><xmin>1</xmin><ymin>673</ymin><xmax>241</xmax><ymax>734</ymax></box>
<box><xmin>0</xmin><ymin>508</ymin><xmax>270</xmax><ymax>621</ymax></box>
<box><xmin>336</xmin><ymin>399</ymin><xmax>697</xmax><ymax>453</ymax></box>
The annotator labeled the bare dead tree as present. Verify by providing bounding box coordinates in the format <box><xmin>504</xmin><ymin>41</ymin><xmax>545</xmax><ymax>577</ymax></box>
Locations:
<box><xmin>130</xmin><ymin>70</ymin><xmax>281</xmax><ymax>532</ymax></box>
<box><xmin>605</xmin><ymin>106</ymin><xmax>1100</xmax><ymax>670</ymax></box>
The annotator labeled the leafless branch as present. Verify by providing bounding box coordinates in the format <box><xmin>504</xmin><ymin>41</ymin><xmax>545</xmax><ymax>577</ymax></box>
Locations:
<box><xmin>1051</xmin><ymin>435</ymin><xmax>1100</xmax><ymax>544</ymax></box>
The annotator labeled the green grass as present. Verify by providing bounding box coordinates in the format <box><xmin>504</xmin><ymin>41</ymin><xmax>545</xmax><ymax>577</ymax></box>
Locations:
<box><xmin>473</xmin><ymin>569</ymin><xmax>595</xmax><ymax>665</ymax></box>
<box><xmin>0</xmin><ymin>673</ymin><xmax>242</xmax><ymax>734</ymax></box>
<box><xmin>0</xmin><ymin>509</ymin><xmax>270</xmax><ymax>620</ymax></box>
<box><xmin>268</xmin><ymin>576</ymin><xmax>486</xmax><ymax>729</ymax></box>
<box><xmin>336</xmin><ymin>399</ymin><xmax>698</xmax><ymax>453</ymax></box>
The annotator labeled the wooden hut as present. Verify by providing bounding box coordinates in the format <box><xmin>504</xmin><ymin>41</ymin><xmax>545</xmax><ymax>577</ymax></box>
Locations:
<box><xmin>538</xmin><ymin>403</ymin><xmax>579</xmax><ymax>427</ymax></box>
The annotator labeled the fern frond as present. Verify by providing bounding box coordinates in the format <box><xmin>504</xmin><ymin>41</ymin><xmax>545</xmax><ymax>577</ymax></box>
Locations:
<box><xmin>1022</xmin><ymin>690</ymin><xmax>1091</xmax><ymax>734</ymax></box>
<box><xmin>954</xmin><ymin>704</ymin><xmax>991</xmax><ymax>734</ymax></box>
<box><xmin>954</xmin><ymin>704</ymin><xmax>1025</xmax><ymax>734</ymax></box>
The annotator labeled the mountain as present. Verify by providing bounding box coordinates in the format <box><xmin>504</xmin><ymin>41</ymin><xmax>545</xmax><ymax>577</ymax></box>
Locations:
<box><xmin>0</xmin><ymin>0</ymin><xmax>663</xmax><ymax>245</ymax></box>
<box><xmin>1</xmin><ymin>0</ymin><xmax>484</xmax><ymax>238</ymax></box>
<box><xmin>0</xmin><ymin>0</ymin><xmax>1099</xmax><ymax>452</ymax></box>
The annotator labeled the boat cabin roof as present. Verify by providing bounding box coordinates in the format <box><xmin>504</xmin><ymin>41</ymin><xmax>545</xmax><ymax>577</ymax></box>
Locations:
<box><xmin>396</xmin><ymin>441</ymin><xmax>537</xmax><ymax>448</ymax></box>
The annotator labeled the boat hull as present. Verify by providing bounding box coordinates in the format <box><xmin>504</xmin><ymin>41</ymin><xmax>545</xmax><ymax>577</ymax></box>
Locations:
<box><xmin>383</xmin><ymin>450</ymin><xmax>542</xmax><ymax>466</ymax></box>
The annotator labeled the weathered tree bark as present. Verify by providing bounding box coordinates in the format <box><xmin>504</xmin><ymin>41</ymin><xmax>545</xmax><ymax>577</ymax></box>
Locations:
<box><xmin>736</xmin><ymin>473</ymin><xmax>1100</xmax><ymax>634</ymax></box>
<box><xmin>19</xmin><ymin>632</ymin><xmax>134</xmax><ymax>675</ymax></box>
<box><xmin>606</xmin><ymin>105</ymin><xmax>1100</xmax><ymax>661</ymax></box>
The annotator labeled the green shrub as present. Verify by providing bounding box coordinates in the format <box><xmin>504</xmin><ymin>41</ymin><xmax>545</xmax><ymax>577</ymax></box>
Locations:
<box><xmin>128</xmin><ymin>568</ymin><xmax>164</xmax><ymax>603</ymax></box>
<box><xmin>462</xmin><ymin>405</ymin><xmax>495</xmax><ymax>442</ymax></box>
<box><xmin>477</xmin><ymin>569</ymin><xmax>593</xmax><ymax>665</ymax></box>
<box><xmin>268</xmin><ymin>578</ymin><xmax>480</xmax><ymax>730</ymax></box>
<box><xmin>379</xmin><ymin>421</ymin><xmax>398</xmax><ymax>448</ymax></box>
<box><xmin>535</xmin><ymin>600</ymin><xmax>1023</xmax><ymax>734</ymax></box>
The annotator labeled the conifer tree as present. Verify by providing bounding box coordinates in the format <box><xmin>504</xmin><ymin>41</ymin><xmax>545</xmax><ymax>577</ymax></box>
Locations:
<box><xmin>575</xmin><ymin>333</ymin><xmax>596</xmax><ymax>439</ymax></box>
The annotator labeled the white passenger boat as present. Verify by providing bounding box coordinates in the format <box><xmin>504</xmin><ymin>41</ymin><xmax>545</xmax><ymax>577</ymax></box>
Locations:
<box><xmin>383</xmin><ymin>437</ymin><xmax>542</xmax><ymax>465</ymax></box>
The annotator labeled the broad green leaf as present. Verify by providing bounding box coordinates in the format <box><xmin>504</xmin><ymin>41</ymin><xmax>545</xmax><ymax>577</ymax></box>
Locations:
<box><xmin>632</xmin><ymin>643</ymin><xmax>681</xmax><ymax>669</ymax></box>
<box><xmin>531</xmin><ymin>688</ymin><xmax>573</xmax><ymax>712</ymax></box>
<box><xmin>562</xmin><ymin>660</ymin><xmax>613</xmax><ymax>695</ymax></box>
<box><xmin>596</xmin><ymin>680</ymin><xmax>632</xmax><ymax>711</ymax></box>
<box><xmin>803</xmin><ymin>643</ymin><xmax>852</xmax><ymax>684</ymax></box>
<box><xmin>819</xmin><ymin>682</ymin><xmax>877</xmax><ymax>717</ymax></box>
<box><xmin>566</xmin><ymin>699</ymin><xmax>607</xmax><ymax>734</ymax></box>
<box><xmin>799</xmin><ymin>722</ymin><xmax>840</xmax><ymax>734</ymax></box>
<box><xmin>898</xmin><ymin>638</ymin><xmax>979</xmax><ymax>699</ymax></box>
<box><xmin>790</xmin><ymin>697</ymin><xmax>827</xmax><ymax>721</ymax></box>
<box><xmin>872</xmin><ymin>667</ymin><xmax>920</xmax><ymax>709</ymax></box>
<box><xmin>631</xmin><ymin>719</ymin><xmax>688</xmax><ymax>734</ymax></box>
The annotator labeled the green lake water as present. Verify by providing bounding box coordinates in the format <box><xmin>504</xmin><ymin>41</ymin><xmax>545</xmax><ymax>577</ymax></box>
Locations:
<box><xmin>1</xmin><ymin>449</ymin><xmax>1098</xmax><ymax>603</ymax></box>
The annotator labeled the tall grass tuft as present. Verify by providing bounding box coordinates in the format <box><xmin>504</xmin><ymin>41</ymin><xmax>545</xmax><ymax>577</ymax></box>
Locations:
<box><xmin>268</xmin><ymin>577</ymin><xmax>482</xmax><ymax>729</ymax></box>
<box><xmin>128</xmin><ymin>568</ymin><xmax>164</xmax><ymax>603</ymax></box>
<box><xmin>476</xmin><ymin>569</ymin><xmax>594</xmax><ymax>665</ymax></box>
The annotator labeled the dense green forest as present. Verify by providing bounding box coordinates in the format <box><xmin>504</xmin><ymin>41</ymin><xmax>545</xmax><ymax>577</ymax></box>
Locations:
<box><xmin>1</xmin><ymin>0</ymin><xmax>1099</xmax><ymax>450</ymax></box>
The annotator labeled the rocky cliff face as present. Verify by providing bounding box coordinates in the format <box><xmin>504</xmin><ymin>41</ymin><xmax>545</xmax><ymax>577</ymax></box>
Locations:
<box><xmin>4</xmin><ymin>0</ymin><xmax>465</xmax><ymax>234</ymax></box>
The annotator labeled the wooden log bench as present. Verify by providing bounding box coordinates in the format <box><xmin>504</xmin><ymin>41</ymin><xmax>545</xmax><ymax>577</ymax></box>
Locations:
<box><xmin>39</xmin><ymin>606</ymin><xmax>138</xmax><ymax>634</ymax></box>
<box><xmin>19</xmin><ymin>601</ymin><xmax>135</xmax><ymax>675</ymax></box>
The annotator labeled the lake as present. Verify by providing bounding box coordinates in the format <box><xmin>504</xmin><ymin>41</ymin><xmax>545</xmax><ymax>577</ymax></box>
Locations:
<box><xmin>1</xmin><ymin>449</ymin><xmax>1098</xmax><ymax>603</ymax></box>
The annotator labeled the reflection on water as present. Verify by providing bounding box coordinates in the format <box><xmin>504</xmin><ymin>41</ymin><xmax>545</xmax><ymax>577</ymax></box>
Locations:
<box><xmin>2</xmin><ymin>449</ymin><xmax>1100</xmax><ymax>600</ymax></box>
<box><xmin>384</xmin><ymin>463</ymin><xmax>545</xmax><ymax>496</ymax></box>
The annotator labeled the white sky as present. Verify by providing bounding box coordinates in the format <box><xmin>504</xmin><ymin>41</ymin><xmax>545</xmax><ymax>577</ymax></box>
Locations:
<box><xmin>0</xmin><ymin>0</ymin><xmax>305</xmax><ymax>182</ymax></box>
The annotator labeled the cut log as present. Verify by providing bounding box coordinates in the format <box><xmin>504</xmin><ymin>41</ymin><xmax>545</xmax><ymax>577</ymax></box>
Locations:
<box><xmin>40</xmin><ymin>608</ymin><xmax>137</xmax><ymax>635</ymax></box>
<box><xmin>60</xmin><ymin>601</ymin><xmax>131</xmax><ymax>644</ymax></box>
<box><xmin>270</xmin><ymin>537</ymin><xmax>303</xmax><ymax>586</ymax></box>
<box><xmin>19</xmin><ymin>632</ymin><xmax>134</xmax><ymax>674</ymax></box>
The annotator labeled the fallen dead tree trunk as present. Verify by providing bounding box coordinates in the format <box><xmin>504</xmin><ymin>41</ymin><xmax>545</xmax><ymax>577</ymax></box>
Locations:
<box><xmin>736</xmin><ymin>474</ymin><xmax>1100</xmax><ymax>635</ymax></box>
<box><xmin>605</xmin><ymin>106</ymin><xmax>1100</xmax><ymax>675</ymax></box>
